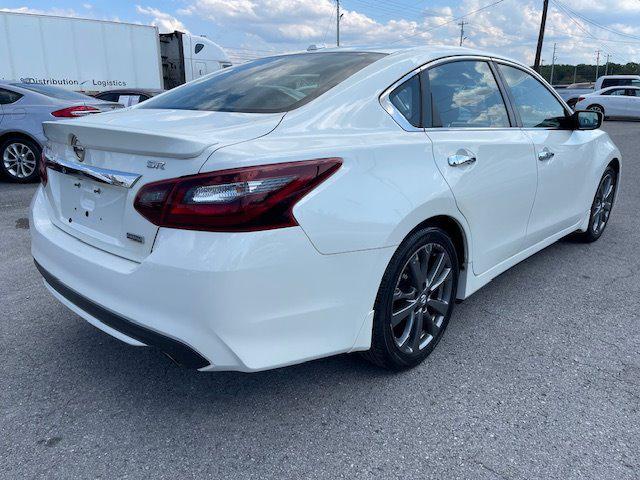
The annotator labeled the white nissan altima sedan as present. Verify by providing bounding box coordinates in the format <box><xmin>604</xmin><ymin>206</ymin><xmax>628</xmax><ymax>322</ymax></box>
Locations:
<box><xmin>31</xmin><ymin>46</ymin><xmax>621</xmax><ymax>372</ymax></box>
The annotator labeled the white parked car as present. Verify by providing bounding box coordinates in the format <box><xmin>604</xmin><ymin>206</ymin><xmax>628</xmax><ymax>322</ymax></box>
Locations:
<box><xmin>575</xmin><ymin>86</ymin><xmax>640</xmax><ymax>119</ymax></box>
<box><xmin>31</xmin><ymin>47</ymin><xmax>621</xmax><ymax>372</ymax></box>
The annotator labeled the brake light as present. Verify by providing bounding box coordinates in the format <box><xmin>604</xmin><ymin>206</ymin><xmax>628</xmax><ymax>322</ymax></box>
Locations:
<box><xmin>577</xmin><ymin>96</ymin><xmax>585</xmax><ymax>102</ymax></box>
<box><xmin>51</xmin><ymin>105</ymin><xmax>100</xmax><ymax>118</ymax></box>
<box><xmin>134</xmin><ymin>158</ymin><xmax>342</xmax><ymax>232</ymax></box>
<box><xmin>39</xmin><ymin>151</ymin><xmax>48</xmax><ymax>186</ymax></box>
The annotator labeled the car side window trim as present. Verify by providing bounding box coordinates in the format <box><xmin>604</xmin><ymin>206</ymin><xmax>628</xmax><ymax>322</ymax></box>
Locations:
<box><xmin>422</xmin><ymin>58</ymin><xmax>514</xmax><ymax>129</ymax></box>
<box><xmin>381</xmin><ymin>55</ymin><xmax>526</xmax><ymax>132</ymax></box>
<box><xmin>492</xmin><ymin>59</ymin><xmax>572</xmax><ymax>130</ymax></box>
<box><xmin>380</xmin><ymin>68</ymin><xmax>424</xmax><ymax>132</ymax></box>
<box><xmin>0</xmin><ymin>88</ymin><xmax>24</xmax><ymax>105</ymax></box>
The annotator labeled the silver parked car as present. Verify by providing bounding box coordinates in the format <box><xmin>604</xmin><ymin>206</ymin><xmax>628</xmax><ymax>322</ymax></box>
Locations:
<box><xmin>0</xmin><ymin>81</ymin><xmax>121</xmax><ymax>182</ymax></box>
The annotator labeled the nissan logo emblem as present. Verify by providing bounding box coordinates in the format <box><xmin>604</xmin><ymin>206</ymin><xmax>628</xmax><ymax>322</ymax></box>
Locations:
<box><xmin>70</xmin><ymin>135</ymin><xmax>85</xmax><ymax>162</ymax></box>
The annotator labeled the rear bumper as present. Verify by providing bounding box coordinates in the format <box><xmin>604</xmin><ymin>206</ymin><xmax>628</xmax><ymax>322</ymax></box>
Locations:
<box><xmin>30</xmin><ymin>187</ymin><xmax>392</xmax><ymax>372</ymax></box>
<box><xmin>35</xmin><ymin>261</ymin><xmax>209</xmax><ymax>368</ymax></box>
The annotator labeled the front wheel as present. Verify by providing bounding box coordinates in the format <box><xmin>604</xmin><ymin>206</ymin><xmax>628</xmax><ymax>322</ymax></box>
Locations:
<box><xmin>362</xmin><ymin>227</ymin><xmax>459</xmax><ymax>370</ymax></box>
<box><xmin>574</xmin><ymin>166</ymin><xmax>618</xmax><ymax>243</ymax></box>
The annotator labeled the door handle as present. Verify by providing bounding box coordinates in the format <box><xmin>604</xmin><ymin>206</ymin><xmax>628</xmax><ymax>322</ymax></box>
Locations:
<box><xmin>538</xmin><ymin>147</ymin><xmax>555</xmax><ymax>162</ymax></box>
<box><xmin>448</xmin><ymin>152</ymin><xmax>477</xmax><ymax>167</ymax></box>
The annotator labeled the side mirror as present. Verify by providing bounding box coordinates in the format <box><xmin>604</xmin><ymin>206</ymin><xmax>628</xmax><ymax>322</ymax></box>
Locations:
<box><xmin>573</xmin><ymin>110</ymin><xmax>602</xmax><ymax>130</ymax></box>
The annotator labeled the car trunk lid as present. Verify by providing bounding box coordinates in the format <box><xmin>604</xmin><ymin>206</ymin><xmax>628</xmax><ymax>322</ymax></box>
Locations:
<box><xmin>41</xmin><ymin>109</ymin><xmax>284</xmax><ymax>262</ymax></box>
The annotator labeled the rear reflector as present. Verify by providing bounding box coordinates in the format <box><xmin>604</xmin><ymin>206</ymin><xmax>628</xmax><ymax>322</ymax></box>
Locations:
<box><xmin>51</xmin><ymin>105</ymin><xmax>101</xmax><ymax>118</ymax></box>
<box><xmin>134</xmin><ymin>158</ymin><xmax>342</xmax><ymax>232</ymax></box>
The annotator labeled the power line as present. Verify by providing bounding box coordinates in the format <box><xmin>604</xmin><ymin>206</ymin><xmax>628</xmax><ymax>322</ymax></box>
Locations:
<box><xmin>553</xmin><ymin>0</ymin><xmax>640</xmax><ymax>42</ymax></box>
<box><xmin>390</xmin><ymin>0</ymin><xmax>508</xmax><ymax>44</ymax></box>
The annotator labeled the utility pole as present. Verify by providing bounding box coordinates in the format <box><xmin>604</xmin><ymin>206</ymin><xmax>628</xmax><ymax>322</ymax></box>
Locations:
<box><xmin>534</xmin><ymin>0</ymin><xmax>549</xmax><ymax>72</ymax></box>
<box><xmin>573</xmin><ymin>65</ymin><xmax>577</xmax><ymax>84</ymax></box>
<box><xmin>550</xmin><ymin>43</ymin><xmax>557</xmax><ymax>85</ymax></box>
<box><xmin>595</xmin><ymin>49</ymin><xmax>601</xmax><ymax>82</ymax></box>
<box><xmin>458</xmin><ymin>20</ymin><xmax>467</xmax><ymax>47</ymax></box>
<box><xmin>605</xmin><ymin>54</ymin><xmax>610</xmax><ymax>75</ymax></box>
<box><xmin>336</xmin><ymin>0</ymin><xmax>340</xmax><ymax>47</ymax></box>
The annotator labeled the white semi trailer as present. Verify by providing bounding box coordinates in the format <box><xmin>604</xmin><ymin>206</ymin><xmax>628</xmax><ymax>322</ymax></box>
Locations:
<box><xmin>0</xmin><ymin>11</ymin><xmax>231</xmax><ymax>92</ymax></box>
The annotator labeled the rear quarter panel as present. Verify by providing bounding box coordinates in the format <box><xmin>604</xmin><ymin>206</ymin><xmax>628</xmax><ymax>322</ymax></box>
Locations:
<box><xmin>199</xmin><ymin>114</ymin><xmax>468</xmax><ymax>257</ymax></box>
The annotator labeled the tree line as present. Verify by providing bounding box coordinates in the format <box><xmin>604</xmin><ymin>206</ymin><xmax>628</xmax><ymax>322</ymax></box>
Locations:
<box><xmin>535</xmin><ymin>63</ymin><xmax>640</xmax><ymax>85</ymax></box>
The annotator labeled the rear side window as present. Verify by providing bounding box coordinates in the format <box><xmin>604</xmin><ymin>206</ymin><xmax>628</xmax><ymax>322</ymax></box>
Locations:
<box><xmin>95</xmin><ymin>92</ymin><xmax>118</xmax><ymax>102</ymax></box>
<box><xmin>498</xmin><ymin>64</ymin><xmax>567</xmax><ymax>128</ymax></box>
<box><xmin>427</xmin><ymin>61</ymin><xmax>509</xmax><ymax>128</ymax></box>
<box><xmin>0</xmin><ymin>88</ymin><xmax>23</xmax><ymax>104</ymax></box>
<box><xmin>389</xmin><ymin>75</ymin><xmax>421</xmax><ymax>128</ymax></box>
<box><xmin>602</xmin><ymin>88</ymin><xmax>626</xmax><ymax>96</ymax></box>
<box><xmin>141</xmin><ymin>52</ymin><xmax>386</xmax><ymax>113</ymax></box>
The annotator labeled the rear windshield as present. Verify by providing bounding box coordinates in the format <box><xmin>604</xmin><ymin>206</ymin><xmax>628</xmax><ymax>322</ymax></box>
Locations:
<box><xmin>140</xmin><ymin>52</ymin><xmax>386</xmax><ymax>113</ymax></box>
<box><xmin>11</xmin><ymin>83</ymin><xmax>92</xmax><ymax>101</ymax></box>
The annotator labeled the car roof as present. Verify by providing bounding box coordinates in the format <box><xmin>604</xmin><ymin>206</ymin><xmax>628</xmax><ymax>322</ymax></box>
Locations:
<box><xmin>286</xmin><ymin>44</ymin><xmax>519</xmax><ymax>65</ymax></box>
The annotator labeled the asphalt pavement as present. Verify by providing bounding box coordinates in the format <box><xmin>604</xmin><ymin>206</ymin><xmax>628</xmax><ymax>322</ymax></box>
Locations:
<box><xmin>1</xmin><ymin>122</ymin><xmax>638</xmax><ymax>479</ymax></box>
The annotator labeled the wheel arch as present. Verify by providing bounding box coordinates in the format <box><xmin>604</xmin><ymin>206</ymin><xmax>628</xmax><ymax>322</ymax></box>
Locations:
<box><xmin>404</xmin><ymin>214</ymin><xmax>468</xmax><ymax>271</ymax></box>
<box><xmin>608</xmin><ymin>157</ymin><xmax>620</xmax><ymax>175</ymax></box>
<box><xmin>0</xmin><ymin>130</ymin><xmax>43</xmax><ymax>149</ymax></box>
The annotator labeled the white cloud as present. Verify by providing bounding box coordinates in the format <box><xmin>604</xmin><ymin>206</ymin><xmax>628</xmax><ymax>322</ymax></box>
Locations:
<box><xmin>135</xmin><ymin>5</ymin><xmax>189</xmax><ymax>33</ymax></box>
<box><xmin>172</xmin><ymin>0</ymin><xmax>640</xmax><ymax>65</ymax></box>
<box><xmin>0</xmin><ymin>6</ymin><xmax>80</xmax><ymax>17</ymax></box>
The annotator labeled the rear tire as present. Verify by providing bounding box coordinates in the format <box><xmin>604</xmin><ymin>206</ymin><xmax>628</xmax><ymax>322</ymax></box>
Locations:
<box><xmin>0</xmin><ymin>137</ymin><xmax>41</xmax><ymax>183</ymax></box>
<box><xmin>574</xmin><ymin>166</ymin><xmax>617</xmax><ymax>243</ymax></box>
<box><xmin>362</xmin><ymin>227</ymin><xmax>459</xmax><ymax>370</ymax></box>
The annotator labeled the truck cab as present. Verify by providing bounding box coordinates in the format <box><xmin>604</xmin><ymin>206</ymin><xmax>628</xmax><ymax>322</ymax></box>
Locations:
<box><xmin>160</xmin><ymin>31</ymin><xmax>232</xmax><ymax>90</ymax></box>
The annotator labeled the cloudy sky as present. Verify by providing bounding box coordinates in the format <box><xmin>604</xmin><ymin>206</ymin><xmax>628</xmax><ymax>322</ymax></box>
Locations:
<box><xmin>3</xmin><ymin>0</ymin><xmax>640</xmax><ymax>65</ymax></box>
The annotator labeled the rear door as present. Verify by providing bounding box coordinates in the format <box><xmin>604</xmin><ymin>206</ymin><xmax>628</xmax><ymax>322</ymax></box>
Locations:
<box><xmin>423</xmin><ymin>59</ymin><xmax>538</xmax><ymax>275</ymax></box>
<box><xmin>496</xmin><ymin>62</ymin><xmax>593</xmax><ymax>246</ymax></box>
<box><xmin>626</xmin><ymin>88</ymin><xmax>640</xmax><ymax>117</ymax></box>
<box><xmin>600</xmin><ymin>88</ymin><xmax>627</xmax><ymax>116</ymax></box>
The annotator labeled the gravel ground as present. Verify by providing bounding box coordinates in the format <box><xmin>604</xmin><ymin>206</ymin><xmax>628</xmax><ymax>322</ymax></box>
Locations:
<box><xmin>0</xmin><ymin>122</ymin><xmax>638</xmax><ymax>480</ymax></box>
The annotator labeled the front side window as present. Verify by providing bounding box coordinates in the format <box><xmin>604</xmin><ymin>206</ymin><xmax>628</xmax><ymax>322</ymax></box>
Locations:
<box><xmin>389</xmin><ymin>74</ymin><xmax>421</xmax><ymax>128</ymax></box>
<box><xmin>141</xmin><ymin>52</ymin><xmax>386</xmax><ymax>113</ymax></box>
<box><xmin>0</xmin><ymin>88</ymin><xmax>23</xmax><ymax>105</ymax></box>
<box><xmin>499</xmin><ymin>64</ymin><xmax>567</xmax><ymax>128</ymax></box>
<box><xmin>427</xmin><ymin>61</ymin><xmax>509</xmax><ymax>128</ymax></box>
<box><xmin>602</xmin><ymin>88</ymin><xmax>625</xmax><ymax>96</ymax></box>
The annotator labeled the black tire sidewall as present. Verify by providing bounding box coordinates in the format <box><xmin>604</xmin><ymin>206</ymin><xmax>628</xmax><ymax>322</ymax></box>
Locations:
<box><xmin>0</xmin><ymin>137</ymin><xmax>41</xmax><ymax>183</ymax></box>
<box><xmin>373</xmin><ymin>227</ymin><xmax>459</xmax><ymax>369</ymax></box>
<box><xmin>586</xmin><ymin>166</ymin><xmax>617</xmax><ymax>241</ymax></box>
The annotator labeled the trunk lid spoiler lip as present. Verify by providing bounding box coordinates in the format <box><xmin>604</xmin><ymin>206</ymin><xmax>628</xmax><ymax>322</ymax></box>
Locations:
<box><xmin>43</xmin><ymin>121</ymin><xmax>217</xmax><ymax>159</ymax></box>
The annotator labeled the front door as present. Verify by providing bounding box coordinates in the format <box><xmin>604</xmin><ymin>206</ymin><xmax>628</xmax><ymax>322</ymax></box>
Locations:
<box><xmin>497</xmin><ymin>62</ymin><xmax>593</xmax><ymax>246</ymax></box>
<box><xmin>423</xmin><ymin>60</ymin><xmax>538</xmax><ymax>275</ymax></box>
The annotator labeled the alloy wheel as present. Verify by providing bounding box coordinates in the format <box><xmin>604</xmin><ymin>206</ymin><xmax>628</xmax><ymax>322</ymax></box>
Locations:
<box><xmin>2</xmin><ymin>142</ymin><xmax>37</xmax><ymax>179</ymax></box>
<box><xmin>391</xmin><ymin>243</ymin><xmax>454</xmax><ymax>355</ymax></box>
<box><xmin>588</xmin><ymin>105</ymin><xmax>604</xmax><ymax>115</ymax></box>
<box><xmin>592</xmin><ymin>171</ymin><xmax>616</xmax><ymax>235</ymax></box>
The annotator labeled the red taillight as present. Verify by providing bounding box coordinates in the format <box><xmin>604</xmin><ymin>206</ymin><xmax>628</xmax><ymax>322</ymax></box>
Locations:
<box><xmin>134</xmin><ymin>158</ymin><xmax>342</xmax><ymax>232</ymax></box>
<box><xmin>51</xmin><ymin>105</ymin><xmax>100</xmax><ymax>118</ymax></box>
<box><xmin>39</xmin><ymin>151</ymin><xmax>48</xmax><ymax>186</ymax></box>
<box><xmin>577</xmin><ymin>96</ymin><xmax>585</xmax><ymax>102</ymax></box>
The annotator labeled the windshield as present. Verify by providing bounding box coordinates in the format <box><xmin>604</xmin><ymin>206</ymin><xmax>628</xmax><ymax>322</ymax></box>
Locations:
<box><xmin>12</xmin><ymin>83</ymin><xmax>93</xmax><ymax>101</ymax></box>
<box><xmin>140</xmin><ymin>52</ymin><xmax>386</xmax><ymax>113</ymax></box>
